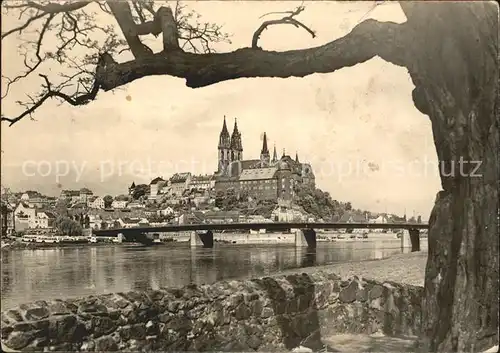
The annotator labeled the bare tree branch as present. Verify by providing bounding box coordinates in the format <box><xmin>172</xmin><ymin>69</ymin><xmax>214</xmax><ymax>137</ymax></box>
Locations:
<box><xmin>1</xmin><ymin>53</ymin><xmax>114</xmax><ymax>126</ymax></box>
<box><xmin>1</xmin><ymin>10</ymin><xmax>46</xmax><ymax>39</ymax></box>
<box><xmin>106</xmin><ymin>0</ymin><xmax>154</xmax><ymax>58</ymax></box>
<box><xmin>252</xmin><ymin>4</ymin><xmax>315</xmax><ymax>49</ymax></box>
<box><xmin>2</xmin><ymin>13</ymin><xmax>55</xmax><ymax>99</ymax></box>
<box><xmin>1</xmin><ymin>0</ymin><xmax>232</xmax><ymax>125</ymax></box>
<box><xmin>3</xmin><ymin>1</ymin><xmax>94</xmax><ymax>13</ymax></box>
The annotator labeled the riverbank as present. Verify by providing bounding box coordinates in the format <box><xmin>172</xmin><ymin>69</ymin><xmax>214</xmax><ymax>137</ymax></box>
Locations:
<box><xmin>0</xmin><ymin>239</ymin><xmax>118</xmax><ymax>250</ymax></box>
<box><xmin>277</xmin><ymin>251</ymin><xmax>428</xmax><ymax>286</ymax></box>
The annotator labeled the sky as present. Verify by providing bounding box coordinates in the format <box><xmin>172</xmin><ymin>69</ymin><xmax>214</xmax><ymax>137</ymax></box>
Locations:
<box><xmin>1</xmin><ymin>1</ymin><xmax>442</xmax><ymax>219</ymax></box>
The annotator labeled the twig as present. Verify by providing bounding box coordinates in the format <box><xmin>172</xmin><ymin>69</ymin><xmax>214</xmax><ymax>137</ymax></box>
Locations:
<box><xmin>252</xmin><ymin>3</ymin><xmax>315</xmax><ymax>49</ymax></box>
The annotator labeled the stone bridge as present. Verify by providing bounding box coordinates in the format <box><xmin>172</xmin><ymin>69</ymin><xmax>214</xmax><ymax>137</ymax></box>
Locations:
<box><xmin>94</xmin><ymin>222</ymin><xmax>428</xmax><ymax>251</ymax></box>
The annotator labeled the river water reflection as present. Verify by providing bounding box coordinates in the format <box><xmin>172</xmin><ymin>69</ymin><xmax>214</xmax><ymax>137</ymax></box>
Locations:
<box><xmin>1</xmin><ymin>239</ymin><xmax>418</xmax><ymax>310</ymax></box>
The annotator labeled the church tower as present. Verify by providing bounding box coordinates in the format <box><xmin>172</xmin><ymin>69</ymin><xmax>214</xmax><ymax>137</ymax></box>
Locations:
<box><xmin>260</xmin><ymin>132</ymin><xmax>270</xmax><ymax>166</ymax></box>
<box><xmin>230</xmin><ymin>119</ymin><xmax>243</xmax><ymax>162</ymax></box>
<box><xmin>218</xmin><ymin>116</ymin><xmax>231</xmax><ymax>173</ymax></box>
<box><xmin>272</xmin><ymin>144</ymin><xmax>278</xmax><ymax>163</ymax></box>
<box><xmin>295</xmin><ymin>152</ymin><xmax>299</xmax><ymax>163</ymax></box>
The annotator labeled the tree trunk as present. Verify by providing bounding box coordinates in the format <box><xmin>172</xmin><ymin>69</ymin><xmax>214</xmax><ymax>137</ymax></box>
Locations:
<box><xmin>398</xmin><ymin>2</ymin><xmax>499</xmax><ymax>351</ymax></box>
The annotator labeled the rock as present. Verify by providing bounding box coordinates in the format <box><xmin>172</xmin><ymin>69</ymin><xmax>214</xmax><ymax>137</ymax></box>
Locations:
<box><xmin>369</xmin><ymin>285</ymin><xmax>384</xmax><ymax>299</ymax></box>
<box><xmin>228</xmin><ymin>294</ymin><xmax>244</xmax><ymax>308</ymax></box>
<box><xmin>1</xmin><ymin>325</ymin><xmax>13</xmax><ymax>339</ymax></box>
<box><xmin>234</xmin><ymin>303</ymin><xmax>252</xmax><ymax>321</ymax></box>
<box><xmin>356</xmin><ymin>288</ymin><xmax>368</xmax><ymax>302</ymax></box>
<box><xmin>78</xmin><ymin>302</ymin><xmax>108</xmax><ymax>314</ymax></box>
<box><xmin>158</xmin><ymin>312</ymin><xmax>173</xmax><ymax>323</ymax></box>
<box><xmin>339</xmin><ymin>280</ymin><xmax>358</xmax><ymax>303</ymax></box>
<box><xmin>12</xmin><ymin>322</ymin><xmax>35</xmax><ymax>332</ymax></box>
<box><xmin>24</xmin><ymin>307</ymin><xmax>50</xmax><ymax>321</ymax></box>
<box><xmin>146</xmin><ymin>290</ymin><xmax>165</xmax><ymax>301</ymax></box>
<box><xmin>80</xmin><ymin>340</ymin><xmax>95</xmax><ymax>351</ymax></box>
<box><xmin>167</xmin><ymin>316</ymin><xmax>191</xmax><ymax>333</ymax></box>
<box><xmin>292</xmin><ymin>345</ymin><xmax>313</xmax><ymax>352</ymax></box>
<box><xmin>95</xmin><ymin>336</ymin><xmax>118</xmax><ymax>351</ymax></box>
<box><xmin>48</xmin><ymin>302</ymin><xmax>70</xmax><ymax>316</ymax></box>
<box><xmin>92</xmin><ymin>316</ymin><xmax>116</xmax><ymax>337</ymax></box>
<box><xmin>250</xmin><ymin>300</ymin><xmax>263</xmax><ymax>316</ymax></box>
<box><xmin>47</xmin><ymin>315</ymin><xmax>79</xmax><ymax>342</ymax></box>
<box><xmin>167</xmin><ymin>301</ymin><xmax>179</xmax><ymax>312</ymax></box>
<box><xmin>4</xmin><ymin>331</ymin><xmax>36</xmax><ymax>350</ymax></box>
<box><xmin>2</xmin><ymin>310</ymin><xmax>23</xmax><ymax>324</ymax></box>
<box><xmin>146</xmin><ymin>320</ymin><xmax>159</xmax><ymax>335</ymax></box>
<box><xmin>247</xmin><ymin>334</ymin><xmax>262</xmax><ymax>350</ymax></box>
<box><xmin>261</xmin><ymin>307</ymin><xmax>274</xmax><ymax>318</ymax></box>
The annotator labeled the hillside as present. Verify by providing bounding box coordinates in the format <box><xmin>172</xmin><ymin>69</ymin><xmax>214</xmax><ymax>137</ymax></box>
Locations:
<box><xmin>213</xmin><ymin>184</ymin><xmax>371</xmax><ymax>222</ymax></box>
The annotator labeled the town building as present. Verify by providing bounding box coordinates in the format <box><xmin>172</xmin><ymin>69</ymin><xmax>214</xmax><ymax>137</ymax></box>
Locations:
<box><xmin>213</xmin><ymin>117</ymin><xmax>315</xmax><ymax>201</ymax></box>
<box><xmin>33</xmin><ymin>211</ymin><xmax>56</xmax><ymax>228</ymax></box>
<box><xmin>149</xmin><ymin>177</ymin><xmax>166</xmax><ymax>200</ymax></box>
<box><xmin>169</xmin><ymin>173</ymin><xmax>192</xmax><ymax>197</ymax></box>
<box><xmin>20</xmin><ymin>190</ymin><xmax>41</xmax><ymax>201</ymax></box>
<box><xmin>88</xmin><ymin>196</ymin><xmax>105</xmax><ymax>209</ymax></box>
<box><xmin>79</xmin><ymin>188</ymin><xmax>94</xmax><ymax>203</ymax></box>
<box><xmin>111</xmin><ymin>200</ymin><xmax>128</xmax><ymax>209</ymax></box>
<box><xmin>59</xmin><ymin>190</ymin><xmax>82</xmax><ymax>203</ymax></box>
<box><xmin>13</xmin><ymin>202</ymin><xmax>56</xmax><ymax>230</ymax></box>
<box><xmin>189</xmin><ymin>174</ymin><xmax>215</xmax><ymax>191</ymax></box>
<box><xmin>1</xmin><ymin>202</ymin><xmax>15</xmax><ymax>236</ymax></box>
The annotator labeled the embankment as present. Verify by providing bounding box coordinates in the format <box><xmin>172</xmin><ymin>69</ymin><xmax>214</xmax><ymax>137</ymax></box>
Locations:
<box><xmin>1</xmin><ymin>271</ymin><xmax>423</xmax><ymax>351</ymax></box>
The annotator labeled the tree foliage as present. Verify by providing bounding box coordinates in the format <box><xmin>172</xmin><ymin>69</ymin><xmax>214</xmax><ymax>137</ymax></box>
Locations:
<box><xmin>293</xmin><ymin>183</ymin><xmax>348</xmax><ymax>221</ymax></box>
<box><xmin>55</xmin><ymin>198</ymin><xmax>70</xmax><ymax>216</ymax></box>
<box><xmin>54</xmin><ymin>216</ymin><xmax>83</xmax><ymax>236</ymax></box>
<box><xmin>103</xmin><ymin>194</ymin><xmax>113</xmax><ymax>208</ymax></box>
<box><xmin>115</xmin><ymin>194</ymin><xmax>130</xmax><ymax>201</ymax></box>
<box><xmin>132</xmin><ymin>184</ymin><xmax>149</xmax><ymax>200</ymax></box>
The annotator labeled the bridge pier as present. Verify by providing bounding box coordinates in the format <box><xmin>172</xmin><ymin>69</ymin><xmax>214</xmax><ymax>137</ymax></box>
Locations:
<box><xmin>409</xmin><ymin>228</ymin><xmax>420</xmax><ymax>252</ymax></box>
<box><xmin>400</xmin><ymin>230</ymin><xmax>411</xmax><ymax>249</ymax></box>
<box><xmin>295</xmin><ymin>229</ymin><xmax>317</xmax><ymax>248</ymax></box>
<box><xmin>190</xmin><ymin>230</ymin><xmax>214</xmax><ymax>248</ymax></box>
<box><xmin>401</xmin><ymin>229</ymin><xmax>421</xmax><ymax>252</ymax></box>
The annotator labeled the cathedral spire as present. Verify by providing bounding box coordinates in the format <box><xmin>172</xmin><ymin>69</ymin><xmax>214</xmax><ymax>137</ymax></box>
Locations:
<box><xmin>218</xmin><ymin>116</ymin><xmax>230</xmax><ymax>149</ymax></box>
<box><xmin>272</xmin><ymin>144</ymin><xmax>278</xmax><ymax>162</ymax></box>
<box><xmin>295</xmin><ymin>152</ymin><xmax>299</xmax><ymax>163</ymax></box>
<box><xmin>222</xmin><ymin>116</ymin><xmax>229</xmax><ymax>134</ymax></box>
<box><xmin>260</xmin><ymin>132</ymin><xmax>270</xmax><ymax>165</ymax></box>
<box><xmin>230</xmin><ymin>117</ymin><xmax>242</xmax><ymax>152</ymax></box>
<box><xmin>233</xmin><ymin>118</ymin><xmax>239</xmax><ymax>133</ymax></box>
<box><xmin>261</xmin><ymin>132</ymin><xmax>269</xmax><ymax>155</ymax></box>
<box><xmin>282</xmin><ymin>148</ymin><xmax>285</xmax><ymax>158</ymax></box>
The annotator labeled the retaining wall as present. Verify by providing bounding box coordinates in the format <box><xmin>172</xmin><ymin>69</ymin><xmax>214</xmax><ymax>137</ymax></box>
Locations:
<box><xmin>1</xmin><ymin>272</ymin><xmax>423</xmax><ymax>352</ymax></box>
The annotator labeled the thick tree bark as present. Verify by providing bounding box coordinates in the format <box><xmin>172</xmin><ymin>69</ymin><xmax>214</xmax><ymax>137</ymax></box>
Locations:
<box><xmin>396</xmin><ymin>2</ymin><xmax>499</xmax><ymax>351</ymax></box>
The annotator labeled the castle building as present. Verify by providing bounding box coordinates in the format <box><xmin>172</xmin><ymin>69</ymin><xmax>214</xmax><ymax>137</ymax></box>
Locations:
<box><xmin>214</xmin><ymin>117</ymin><xmax>315</xmax><ymax>201</ymax></box>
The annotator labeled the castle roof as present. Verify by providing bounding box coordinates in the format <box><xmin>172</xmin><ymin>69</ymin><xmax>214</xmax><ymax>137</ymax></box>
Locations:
<box><xmin>170</xmin><ymin>172</ymin><xmax>191</xmax><ymax>183</ymax></box>
<box><xmin>239</xmin><ymin>167</ymin><xmax>278</xmax><ymax>181</ymax></box>
<box><xmin>150</xmin><ymin>177</ymin><xmax>165</xmax><ymax>185</ymax></box>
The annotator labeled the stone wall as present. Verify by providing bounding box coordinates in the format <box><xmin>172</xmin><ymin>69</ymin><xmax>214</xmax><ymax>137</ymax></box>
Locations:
<box><xmin>1</xmin><ymin>272</ymin><xmax>423</xmax><ymax>352</ymax></box>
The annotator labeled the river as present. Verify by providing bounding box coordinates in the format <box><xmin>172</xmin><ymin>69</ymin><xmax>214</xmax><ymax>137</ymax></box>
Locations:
<box><xmin>1</xmin><ymin>239</ymin><xmax>424</xmax><ymax>310</ymax></box>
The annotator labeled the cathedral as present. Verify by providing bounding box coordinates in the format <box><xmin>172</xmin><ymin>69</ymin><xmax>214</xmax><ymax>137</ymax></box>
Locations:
<box><xmin>214</xmin><ymin>117</ymin><xmax>315</xmax><ymax>201</ymax></box>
